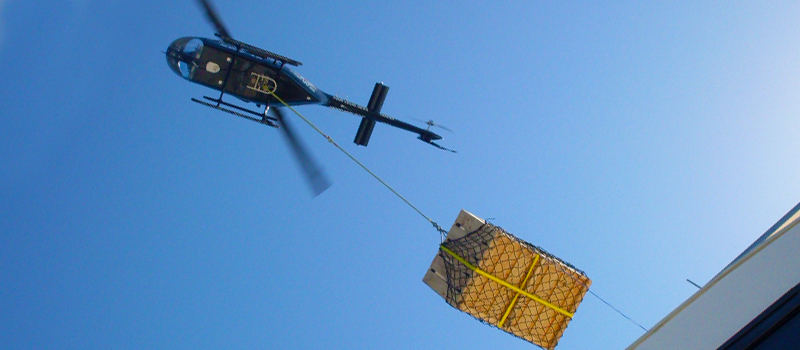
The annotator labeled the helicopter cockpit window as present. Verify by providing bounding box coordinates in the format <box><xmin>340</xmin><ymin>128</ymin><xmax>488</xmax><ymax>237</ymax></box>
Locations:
<box><xmin>166</xmin><ymin>37</ymin><xmax>205</xmax><ymax>80</ymax></box>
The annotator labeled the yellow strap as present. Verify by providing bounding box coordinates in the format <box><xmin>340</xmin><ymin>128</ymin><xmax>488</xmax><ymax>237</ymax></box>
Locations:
<box><xmin>440</xmin><ymin>245</ymin><xmax>574</xmax><ymax>318</ymax></box>
<box><xmin>498</xmin><ymin>253</ymin><xmax>540</xmax><ymax>327</ymax></box>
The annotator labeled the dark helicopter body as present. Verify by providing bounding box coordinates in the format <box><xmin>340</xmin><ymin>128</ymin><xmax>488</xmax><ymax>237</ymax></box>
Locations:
<box><xmin>165</xmin><ymin>36</ymin><xmax>445</xmax><ymax>144</ymax></box>
<box><xmin>167</xmin><ymin>37</ymin><xmax>326</xmax><ymax>107</ymax></box>
<box><xmin>165</xmin><ymin>0</ymin><xmax>452</xmax><ymax>196</ymax></box>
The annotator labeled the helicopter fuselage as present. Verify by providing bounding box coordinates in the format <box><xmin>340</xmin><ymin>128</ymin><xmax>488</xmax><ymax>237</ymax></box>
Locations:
<box><xmin>166</xmin><ymin>36</ymin><xmax>447</xmax><ymax>148</ymax></box>
<box><xmin>167</xmin><ymin>37</ymin><xmax>327</xmax><ymax>107</ymax></box>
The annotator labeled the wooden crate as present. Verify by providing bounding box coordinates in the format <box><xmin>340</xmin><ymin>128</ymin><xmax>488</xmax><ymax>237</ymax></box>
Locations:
<box><xmin>423</xmin><ymin>210</ymin><xmax>591</xmax><ymax>349</ymax></box>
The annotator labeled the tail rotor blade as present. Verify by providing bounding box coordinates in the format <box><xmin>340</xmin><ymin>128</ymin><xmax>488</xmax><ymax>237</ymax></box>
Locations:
<box><xmin>410</xmin><ymin>117</ymin><xmax>453</xmax><ymax>132</ymax></box>
<box><xmin>434</xmin><ymin>123</ymin><xmax>453</xmax><ymax>132</ymax></box>
<box><xmin>196</xmin><ymin>0</ymin><xmax>232</xmax><ymax>39</ymax></box>
<box><xmin>273</xmin><ymin>108</ymin><xmax>331</xmax><ymax>197</ymax></box>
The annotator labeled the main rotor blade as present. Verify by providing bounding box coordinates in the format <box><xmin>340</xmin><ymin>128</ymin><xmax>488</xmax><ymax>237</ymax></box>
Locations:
<box><xmin>273</xmin><ymin>108</ymin><xmax>331</xmax><ymax>197</ymax></box>
<box><xmin>197</xmin><ymin>0</ymin><xmax>232</xmax><ymax>39</ymax></box>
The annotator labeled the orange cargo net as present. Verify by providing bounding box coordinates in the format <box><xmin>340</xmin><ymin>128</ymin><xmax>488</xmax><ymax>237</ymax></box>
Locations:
<box><xmin>424</xmin><ymin>210</ymin><xmax>591</xmax><ymax>350</ymax></box>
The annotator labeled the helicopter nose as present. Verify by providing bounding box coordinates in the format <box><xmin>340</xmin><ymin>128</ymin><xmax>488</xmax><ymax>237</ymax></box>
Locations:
<box><xmin>165</xmin><ymin>44</ymin><xmax>187</xmax><ymax>77</ymax></box>
<box><xmin>165</xmin><ymin>37</ymin><xmax>192</xmax><ymax>78</ymax></box>
<box><xmin>165</xmin><ymin>37</ymin><xmax>204</xmax><ymax>79</ymax></box>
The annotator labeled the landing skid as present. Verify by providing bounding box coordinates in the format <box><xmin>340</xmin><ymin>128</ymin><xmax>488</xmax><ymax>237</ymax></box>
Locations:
<box><xmin>191</xmin><ymin>95</ymin><xmax>278</xmax><ymax>128</ymax></box>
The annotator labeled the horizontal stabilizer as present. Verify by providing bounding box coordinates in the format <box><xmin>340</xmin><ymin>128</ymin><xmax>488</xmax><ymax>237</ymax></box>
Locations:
<box><xmin>354</xmin><ymin>83</ymin><xmax>389</xmax><ymax>146</ymax></box>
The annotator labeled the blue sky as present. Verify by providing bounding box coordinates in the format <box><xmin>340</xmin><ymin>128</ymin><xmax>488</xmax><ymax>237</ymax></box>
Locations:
<box><xmin>1</xmin><ymin>1</ymin><xmax>799</xmax><ymax>349</ymax></box>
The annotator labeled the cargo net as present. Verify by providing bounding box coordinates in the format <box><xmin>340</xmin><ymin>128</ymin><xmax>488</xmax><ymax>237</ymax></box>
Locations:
<box><xmin>439</xmin><ymin>223</ymin><xmax>591</xmax><ymax>350</ymax></box>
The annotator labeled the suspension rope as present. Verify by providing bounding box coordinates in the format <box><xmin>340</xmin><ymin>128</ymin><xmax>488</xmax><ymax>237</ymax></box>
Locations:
<box><xmin>269</xmin><ymin>93</ymin><xmax>448</xmax><ymax>241</ymax></box>
<box><xmin>269</xmin><ymin>92</ymin><xmax>646</xmax><ymax>332</ymax></box>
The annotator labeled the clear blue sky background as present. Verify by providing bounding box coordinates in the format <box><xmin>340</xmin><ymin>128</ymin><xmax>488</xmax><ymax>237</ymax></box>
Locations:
<box><xmin>1</xmin><ymin>1</ymin><xmax>799</xmax><ymax>349</ymax></box>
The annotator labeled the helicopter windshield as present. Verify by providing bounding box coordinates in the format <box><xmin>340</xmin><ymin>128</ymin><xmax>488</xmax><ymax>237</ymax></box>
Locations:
<box><xmin>166</xmin><ymin>37</ymin><xmax>205</xmax><ymax>79</ymax></box>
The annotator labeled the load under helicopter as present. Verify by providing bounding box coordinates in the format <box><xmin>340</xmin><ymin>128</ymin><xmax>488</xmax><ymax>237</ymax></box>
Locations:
<box><xmin>166</xmin><ymin>0</ymin><xmax>453</xmax><ymax>196</ymax></box>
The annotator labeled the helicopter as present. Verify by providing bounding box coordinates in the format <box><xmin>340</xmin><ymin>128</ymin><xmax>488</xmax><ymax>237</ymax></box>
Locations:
<box><xmin>166</xmin><ymin>0</ymin><xmax>453</xmax><ymax>196</ymax></box>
